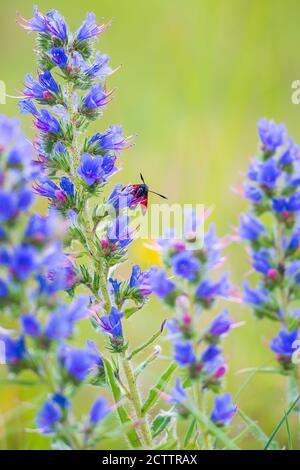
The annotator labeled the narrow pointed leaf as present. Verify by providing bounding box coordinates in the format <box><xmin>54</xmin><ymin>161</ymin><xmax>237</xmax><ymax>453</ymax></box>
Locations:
<box><xmin>141</xmin><ymin>362</ymin><xmax>177</xmax><ymax>414</ymax></box>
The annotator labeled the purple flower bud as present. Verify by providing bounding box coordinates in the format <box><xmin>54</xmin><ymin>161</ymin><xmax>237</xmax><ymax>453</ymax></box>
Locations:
<box><xmin>50</xmin><ymin>47</ymin><xmax>68</xmax><ymax>68</ymax></box>
<box><xmin>209</xmin><ymin>310</ymin><xmax>232</xmax><ymax>337</ymax></box>
<box><xmin>35</xmin><ymin>400</ymin><xmax>61</xmax><ymax>434</ymax></box>
<box><xmin>89</xmin><ymin>397</ymin><xmax>110</xmax><ymax>425</ymax></box>
<box><xmin>21</xmin><ymin>314</ymin><xmax>41</xmax><ymax>337</ymax></box>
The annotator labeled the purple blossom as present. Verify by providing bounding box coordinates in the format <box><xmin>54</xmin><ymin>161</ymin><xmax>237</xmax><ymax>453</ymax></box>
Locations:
<box><xmin>99</xmin><ymin>307</ymin><xmax>123</xmax><ymax>338</ymax></box>
<box><xmin>0</xmin><ymin>335</ymin><xmax>26</xmax><ymax>364</ymax></box>
<box><xmin>76</xmin><ymin>12</ymin><xmax>108</xmax><ymax>41</ymax></box>
<box><xmin>46</xmin><ymin>10</ymin><xmax>68</xmax><ymax>40</ymax></box>
<box><xmin>107</xmin><ymin>215</ymin><xmax>132</xmax><ymax>248</ymax></box>
<box><xmin>149</xmin><ymin>269</ymin><xmax>175</xmax><ymax>299</ymax></box>
<box><xmin>45</xmin><ymin>294</ymin><xmax>89</xmax><ymax>340</ymax></box>
<box><xmin>170</xmin><ymin>251</ymin><xmax>200</xmax><ymax>281</ymax></box>
<box><xmin>8</xmin><ymin>244</ymin><xmax>37</xmax><ymax>280</ymax></box>
<box><xmin>35</xmin><ymin>110</ymin><xmax>61</xmax><ymax>134</ymax></box>
<box><xmin>18</xmin><ymin>99</ymin><xmax>39</xmax><ymax>116</ymax></box>
<box><xmin>258</xmin><ymin>158</ymin><xmax>281</xmax><ymax>189</ymax></box>
<box><xmin>195</xmin><ymin>274</ymin><xmax>230</xmax><ymax>305</ymax></box>
<box><xmin>129</xmin><ymin>265</ymin><xmax>152</xmax><ymax>296</ymax></box>
<box><xmin>84</xmin><ymin>52</ymin><xmax>112</xmax><ymax>80</ymax></box>
<box><xmin>0</xmin><ymin>279</ymin><xmax>8</xmax><ymax>297</ymax></box>
<box><xmin>0</xmin><ymin>191</ymin><xmax>19</xmax><ymax>222</ymax></box>
<box><xmin>270</xmin><ymin>329</ymin><xmax>298</xmax><ymax>358</ymax></box>
<box><xmin>168</xmin><ymin>377</ymin><xmax>187</xmax><ymax>404</ymax></box>
<box><xmin>252</xmin><ymin>249</ymin><xmax>273</xmax><ymax>275</ymax></box>
<box><xmin>257</xmin><ymin>118</ymin><xmax>286</xmax><ymax>152</ymax></box>
<box><xmin>77</xmin><ymin>153</ymin><xmax>103</xmax><ymax>186</ymax></box>
<box><xmin>18</xmin><ymin>6</ymin><xmax>48</xmax><ymax>33</ymax></box>
<box><xmin>83</xmin><ymin>83</ymin><xmax>110</xmax><ymax>109</ymax></box>
<box><xmin>25</xmin><ymin>214</ymin><xmax>54</xmax><ymax>242</ymax></box>
<box><xmin>108</xmin><ymin>184</ymin><xmax>134</xmax><ymax>209</ymax></box>
<box><xmin>89</xmin><ymin>126</ymin><xmax>128</xmax><ymax>153</ymax></box>
<box><xmin>58</xmin><ymin>344</ymin><xmax>98</xmax><ymax>382</ymax></box>
<box><xmin>239</xmin><ymin>213</ymin><xmax>266</xmax><ymax>242</ymax></box>
<box><xmin>201</xmin><ymin>344</ymin><xmax>222</xmax><ymax>363</ymax></box>
<box><xmin>60</xmin><ymin>176</ymin><xmax>74</xmax><ymax>198</ymax></box>
<box><xmin>173</xmin><ymin>341</ymin><xmax>196</xmax><ymax>366</ymax></box>
<box><xmin>243</xmin><ymin>281</ymin><xmax>271</xmax><ymax>307</ymax></box>
<box><xmin>34</xmin><ymin>177</ymin><xmax>66</xmax><ymax>202</ymax></box>
<box><xmin>23</xmin><ymin>71</ymin><xmax>59</xmax><ymax>100</ymax></box>
<box><xmin>211</xmin><ymin>393</ymin><xmax>237</xmax><ymax>426</ymax></box>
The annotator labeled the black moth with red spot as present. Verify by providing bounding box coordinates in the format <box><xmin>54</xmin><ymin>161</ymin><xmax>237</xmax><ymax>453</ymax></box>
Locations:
<box><xmin>127</xmin><ymin>173</ymin><xmax>167</xmax><ymax>214</ymax></box>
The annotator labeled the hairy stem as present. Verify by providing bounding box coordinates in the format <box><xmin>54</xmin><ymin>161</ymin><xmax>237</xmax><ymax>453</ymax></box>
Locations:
<box><xmin>122</xmin><ymin>354</ymin><xmax>152</xmax><ymax>448</ymax></box>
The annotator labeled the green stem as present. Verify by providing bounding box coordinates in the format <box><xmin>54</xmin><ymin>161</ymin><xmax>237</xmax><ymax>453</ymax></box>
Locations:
<box><xmin>122</xmin><ymin>355</ymin><xmax>153</xmax><ymax>448</ymax></box>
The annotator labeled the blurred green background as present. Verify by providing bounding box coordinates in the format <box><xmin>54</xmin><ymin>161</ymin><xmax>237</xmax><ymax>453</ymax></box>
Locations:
<box><xmin>1</xmin><ymin>0</ymin><xmax>300</xmax><ymax>450</ymax></box>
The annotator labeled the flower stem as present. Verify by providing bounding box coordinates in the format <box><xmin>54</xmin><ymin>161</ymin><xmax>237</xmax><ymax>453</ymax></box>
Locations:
<box><xmin>121</xmin><ymin>354</ymin><xmax>153</xmax><ymax>448</ymax></box>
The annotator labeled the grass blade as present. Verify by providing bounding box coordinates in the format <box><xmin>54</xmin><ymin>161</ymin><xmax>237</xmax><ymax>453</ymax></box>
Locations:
<box><xmin>264</xmin><ymin>395</ymin><xmax>300</xmax><ymax>450</ymax></box>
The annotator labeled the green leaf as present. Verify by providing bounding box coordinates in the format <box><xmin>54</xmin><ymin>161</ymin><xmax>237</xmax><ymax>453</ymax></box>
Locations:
<box><xmin>284</xmin><ymin>411</ymin><xmax>293</xmax><ymax>450</ymax></box>
<box><xmin>141</xmin><ymin>362</ymin><xmax>177</xmax><ymax>414</ymax></box>
<box><xmin>183</xmin><ymin>417</ymin><xmax>196</xmax><ymax>448</ymax></box>
<box><xmin>238</xmin><ymin>409</ymin><xmax>278</xmax><ymax>449</ymax></box>
<box><xmin>103</xmin><ymin>358</ymin><xmax>141</xmax><ymax>448</ymax></box>
<box><xmin>123</xmin><ymin>306</ymin><xmax>141</xmax><ymax>319</ymax></box>
<box><xmin>127</xmin><ymin>321</ymin><xmax>166</xmax><ymax>360</ymax></box>
<box><xmin>264</xmin><ymin>395</ymin><xmax>300</xmax><ymax>450</ymax></box>
<box><xmin>154</xmin><ymin>438</ymin><xmax>178</xmax><ymax>450</ymax></box>
<box><xmin>151</xmin><ymin>414</ymin><xmax>172</xmax><ymax>439</ymax></box>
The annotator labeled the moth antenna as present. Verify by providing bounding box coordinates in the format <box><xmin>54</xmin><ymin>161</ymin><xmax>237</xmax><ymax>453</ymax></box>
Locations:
<box><xmin>149</xmin><ymin>190</ymin><xmax>168</xmax><ymax>200</ymax></box>
<box><xmin>140</xmin><ymin>173</ymin><xmax>145</xmax><ymax>184</ymax></box>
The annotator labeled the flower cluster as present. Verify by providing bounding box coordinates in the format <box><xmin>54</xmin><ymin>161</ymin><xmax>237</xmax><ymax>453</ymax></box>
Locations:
<box><xmin>0</xmin><ymin>115</ymin><xmax>110</xmax><ymax>448</ymax></box>
<box><xmin>238</xmin><ymin>119</ymin><xmax>300</xmax><ymax>372</ymax></box>
<box><xmin>150</xmin><ymin>208</ymin><xmax>237</xmax><ymax>432</ymax></box>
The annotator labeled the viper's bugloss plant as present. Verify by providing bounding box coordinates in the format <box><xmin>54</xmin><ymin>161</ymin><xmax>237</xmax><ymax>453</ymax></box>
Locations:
<box><xmin>238</xmin><ymin>118</ymin><xmax>300</xmax><ymax>406</ymax></box>
<box><xmin>0</xmin><ymin>115</ymin><xmax>111</xmax><ymax>449</ymax></box>
<box><xmin>17</xmin><ymin>6</ymin><xmax>167</xmax><ymax>450</ymax></box>
<box><xmin>149</xmin><ymin>209</ymin><xmax>238</xmax><ymax>448</ymax></box>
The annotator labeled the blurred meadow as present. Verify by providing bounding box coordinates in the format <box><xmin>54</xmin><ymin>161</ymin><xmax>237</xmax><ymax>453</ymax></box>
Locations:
<box><xmin>1</xmin><ymin>0</ymin><xmax>300</xmax><ymax>450</ymax></box>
